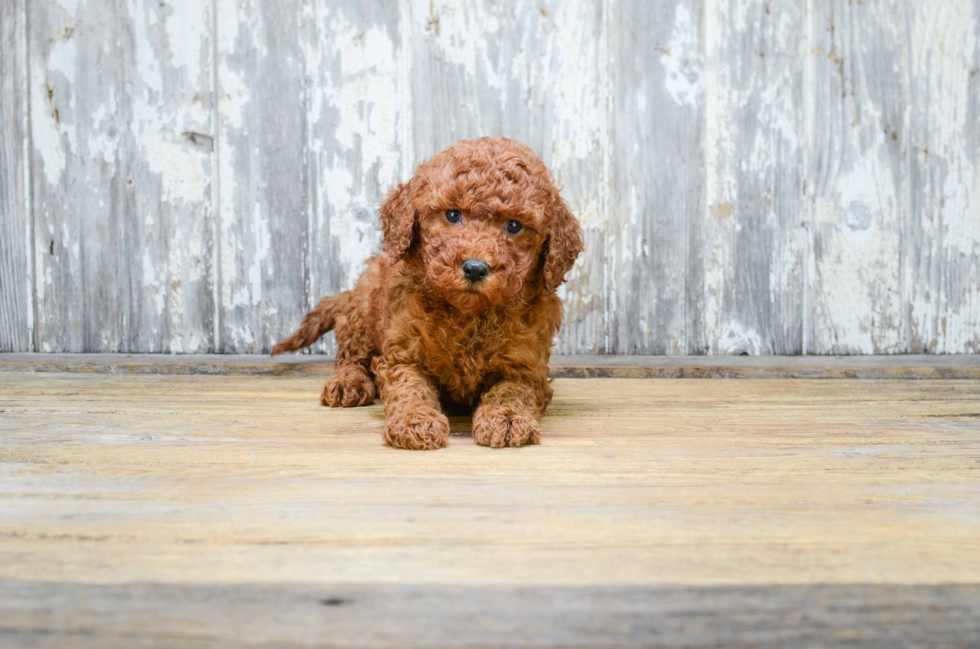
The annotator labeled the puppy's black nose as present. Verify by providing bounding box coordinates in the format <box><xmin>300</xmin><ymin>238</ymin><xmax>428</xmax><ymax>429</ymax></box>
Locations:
<box><xmin>461</xmin><ymin>259</ymin><xmax>490</xmax><ymax>283</ymax></box>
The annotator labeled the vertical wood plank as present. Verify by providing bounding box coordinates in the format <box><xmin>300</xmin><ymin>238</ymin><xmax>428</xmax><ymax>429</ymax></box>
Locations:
<box><xmin>30</xmin><ymin>0</ymin><xmax>216</xmax><ymax>353</ymax></box>
<box><xmin>30</xmin><ymin>0</ymin><xmax>120</xmax><ymax>352</ymax></box>
<box><xmin>129</xmin><ymin>0</ymin><xmax>217</xmax><ymax>353</ymax></box>
<box><xmin>608</xmin><ymin>0</ymin><xmax>703</xmax><ymax>354</ymax></box>
<box><xmin>806</xmin><ymin>0</ymin><xmax>909</xmax><ymax>354</ymax></box>
<box><xmin>303</xmin><ymin>0</ymin><xmax>410</xmax><ymax>356</ymax></box>
<box><xmin>0</xmin><ymin>0</ymin><xmax>32</xmax><ymax>351</ymax></box>
<box><xmin>410</xmin><ymin>0</ymin><xmax>607</xmax><ymax>354</ymax></box>
<box><xmin>216</xmin><ymin>0</ymin><xmax>308</xmax><ymax>353</ymax></box>
<box><xmin>906</xmin><ymin>1</ymin><xmax>980</xmax><ymax>353</ymax></box>
<box><xmin>701</xmin><ymin>0</ymin><xmax>806</xmax><ymax>355</ymax></box>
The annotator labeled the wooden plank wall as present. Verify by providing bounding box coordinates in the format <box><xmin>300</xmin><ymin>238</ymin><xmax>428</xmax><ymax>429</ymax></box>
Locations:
<box><xmin>0</xmin><ymin>0</ymin><xmax>32</xmax><ymax>352</ymax></box>
<box><xmin>2</xmin><ymin>0</ymin><xmax>978</xmax><ymax>355</ymax></box>
<box><xmin>27</xmin><ymin>0</ymin><xmax>216</xmax><ymax>353</ymax></box>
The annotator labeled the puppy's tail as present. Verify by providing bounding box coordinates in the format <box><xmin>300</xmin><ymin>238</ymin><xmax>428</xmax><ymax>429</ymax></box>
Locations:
<box><xmin>270</xmin><ymin>292</ymin><xmax>350</xmax><ymax>356</ymax></box>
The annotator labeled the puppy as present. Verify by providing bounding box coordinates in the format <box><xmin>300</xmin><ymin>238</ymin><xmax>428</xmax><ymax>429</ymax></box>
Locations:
<box><xmin>272</xmin><ymin>137</ymin><xmax>583</xmax><ymax>450</ymax></box>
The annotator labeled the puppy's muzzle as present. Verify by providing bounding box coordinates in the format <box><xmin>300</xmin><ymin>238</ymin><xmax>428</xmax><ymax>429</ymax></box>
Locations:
<box><xmin>461</xmin><ymin>259</ymin><xmax>490</xmax><ymax>283</ymax></box>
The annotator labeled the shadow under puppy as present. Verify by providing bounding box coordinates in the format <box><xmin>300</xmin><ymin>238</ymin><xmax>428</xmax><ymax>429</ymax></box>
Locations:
<box><xmin>272</xmin><ymin>137</ymin><xmax>584</xmax><ymax>450</ymax></box>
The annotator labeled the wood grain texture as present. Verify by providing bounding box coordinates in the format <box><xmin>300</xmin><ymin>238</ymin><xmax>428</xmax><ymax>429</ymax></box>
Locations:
<box><xmin>702</xmin><ymin>0</ymin><xmax>806</xmax><ymax>354</ymax></box>
<box><xmin>607</xmin><ymin>0</ymin><xmax>702</xmax><ymax>354</ymax></box>
<box><xmin>3</xmin><ymin>582</ymin><xmax>979</xmax><ymax>648</ymax></box>
<box><xmin>410</xmin><ymin>0</ymin><xmax>607</xmax><ymax>354</ymax></box>
<box><xmin>215</xmin><ymin>0</ymin><xmax>308</xmax><ymax>353</ymax></box>
<box><xmin>807</xmin><ymin>0</ymin><xmax>909</xmax><ymax>354</ymax></box>
<box><xmin>2</xmin><ymin>372</ymin><xmax>980</xmax><ymax>644</ymax></box>
<box><xmin>906</xmin><ymin>0</ymin><xmax>980</xmax><ymax>354</ymax></box>
<box><xmin>7</xmin><ymin>1</ymin><xmax>980</xmax><ymax>354</ymax></box>
<box><xmin>0</xmin><ymin>0</ymin><xmax>31</xmax><ymax>352</ymax></box>
<box><xmin>2</xmin><ymin>373</ymin><xmax>980</xmax><ymax>588</ymax></box>
<box><xmin>303</xmin><ymin>0</ymin><xmax>410</xmax><ymax>357</ymax></box>
<box><xmin>29</xmin><ymin>0</ymin><xmax>216</xmax><ymax>353</ymax></box>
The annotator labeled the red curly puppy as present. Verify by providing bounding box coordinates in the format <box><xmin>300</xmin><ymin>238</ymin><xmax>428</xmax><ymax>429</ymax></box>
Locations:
<box><xmin>272</xmin><ymin>137</ymin><xmax>583</xmax><ymax>450</ymax></box>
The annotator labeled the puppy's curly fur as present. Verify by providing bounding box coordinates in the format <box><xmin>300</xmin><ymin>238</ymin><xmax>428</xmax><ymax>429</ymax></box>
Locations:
<box><xmin>272</xmin><ymin>137</ymin><xmax>584</xmax><ymax>450</ymax></box>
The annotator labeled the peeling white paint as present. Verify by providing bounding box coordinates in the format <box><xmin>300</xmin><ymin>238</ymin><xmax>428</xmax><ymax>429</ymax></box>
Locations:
<box><xmin>32</xmin><ymin>35</ymin><xmax>77</xmax><ymax>187</ymax></box>
<box><xmin>217</xmin><ymin>60</ymin><xmax>250</xmax><ymax>129</ymax></box>
<box><xmin>416</xmin><ymin>0</ymin><xmax>503</xmax><ymax>90</ymax></box>
<box><xmin>907</xmin><ymin>0</ymin><xmax>980</xmax><ymax>353</ymax></box>
<box><xmin>247</xmin><ymin>193</ymin><xmax>270</xmax><ymax>308</ymax></box>
<box><xmin>715</xmin><ymin>322</ymin><xmax>763</xmax><ymax>356</ymax></box>
<box><xmin>148</xmin><ymin>137</ymin><xmax>209</xmax><ymax>203</ymax></box>
<box><xmin>142</xmin><ymin>250</ymin><xmax>166</xmax><ymax>318</ymax></box>
<box><xmin>163</xmin><ymin>0</ymin><xmax>208</xmax><ymax>78</ymax></box>
<box><xmin>312</xmin><ymin>6</ymin><xmax>403</xmax><ymax>287</ymax></box>
<box><xmin>812</xmin><ymin>155</ymin><xmax>904</xmax><ymax>355</ymax></box>
<box><xmin>56</xmin><ymin>0</ymin><xmax>82</xmax><ymax>16</ymax></box>
<box><xmin>702</xmin><ymin>0</ymin><xmax>730</xmax><ymax>352</ymax></box>
<box><xmin>539</xmin><ymin>3</ymin><xmax>604</xmax><ymax>179</ymax></box>
<box><xmin>662</xmin><ymin>5</ymin><xmax>701</xmax><ymax>108</ymax></box>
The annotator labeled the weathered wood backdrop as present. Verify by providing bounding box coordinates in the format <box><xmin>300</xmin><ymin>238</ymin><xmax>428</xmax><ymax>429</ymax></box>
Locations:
<box><xmin>1</xmin><ymin>0</ymin><xmax>978</xmax><ymax>355</ymax></box>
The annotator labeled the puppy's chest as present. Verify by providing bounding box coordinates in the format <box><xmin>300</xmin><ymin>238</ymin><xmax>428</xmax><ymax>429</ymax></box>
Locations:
<box><xmin>416</xmin><ymin>314</ymin><xmax>513</xmax><ymax>394</ymax></box>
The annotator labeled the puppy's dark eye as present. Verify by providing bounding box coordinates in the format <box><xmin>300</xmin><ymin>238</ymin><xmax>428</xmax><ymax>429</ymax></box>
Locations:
<box><xmin>505</xmin><ymin>220</ymin><xmax>523</xmax><ymax>234</ymax></box>
<box><xmin>445</xmin><ymin>209</ymin><xmax>462</xmax><ymax>223</ymax></box>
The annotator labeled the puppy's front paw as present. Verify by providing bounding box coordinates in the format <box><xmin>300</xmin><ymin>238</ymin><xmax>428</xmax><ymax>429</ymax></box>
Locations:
<box><xmin>384</xmin><ymin>408</ymin><xmax>450</xmax><ymax>450</ymax></box>
<box><xmin>321</xmin><ymin>368</ymin><xmax>376</xmax><ymax>407</ymax></box>
<box><xmin>473</xmin><ymin>406</ymin><xmax>541</xmax><ymax>448</ymax></box>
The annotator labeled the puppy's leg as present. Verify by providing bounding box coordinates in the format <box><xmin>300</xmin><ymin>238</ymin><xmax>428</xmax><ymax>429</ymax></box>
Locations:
<box><xmin>374</xmin><ymin>356</ymin><xmax>449</xmax><ymax>450</ymax></box>
<box><xmin>473</xmin><ymin>379</ymin><xmax>552</xmax><ymax>448</ymax></box>
<box><xmin>321</xmin><ymin>300</ymin><xmax>376</xmax><ymax>408</ymax></box>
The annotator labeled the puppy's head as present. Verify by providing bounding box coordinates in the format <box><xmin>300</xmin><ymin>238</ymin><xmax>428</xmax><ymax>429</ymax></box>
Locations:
<box><xmin>379</xmin><ymin>137</ymin><xmax>583</xmax><ymax>310</ymax></box>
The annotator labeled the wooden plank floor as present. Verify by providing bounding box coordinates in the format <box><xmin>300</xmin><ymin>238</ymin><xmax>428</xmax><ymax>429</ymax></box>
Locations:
<box><xmin>2</xmin><ymin>369</ymin><xmax>980</xmax><ymax>647</ymax></box>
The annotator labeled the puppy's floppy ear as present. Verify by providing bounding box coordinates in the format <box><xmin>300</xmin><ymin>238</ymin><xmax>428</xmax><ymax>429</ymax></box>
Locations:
<box><xmin>542</xmin><ymin>196</ymin><xmax>584</xmax><ymax>293</ymax></box>
<box><xmin>379</xmin><ymin>178</ymin><xmax>420</xmax><ymax>262</ymax></box>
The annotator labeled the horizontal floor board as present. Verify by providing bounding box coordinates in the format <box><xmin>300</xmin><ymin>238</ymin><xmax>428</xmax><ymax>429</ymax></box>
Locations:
<box><xmin>2</xmin><ymin>353</ymin><xmax>980</xmax><ymax>378</ymax></box>
<box><xmin>3</xmin><ymin>581</ymin><xmax>979</xmax><ymax>649</ymax></box>
<box><xmin>2</xmin><ymin>373</ymin><xmax>979</xmax><ymax>586</ymax></box>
